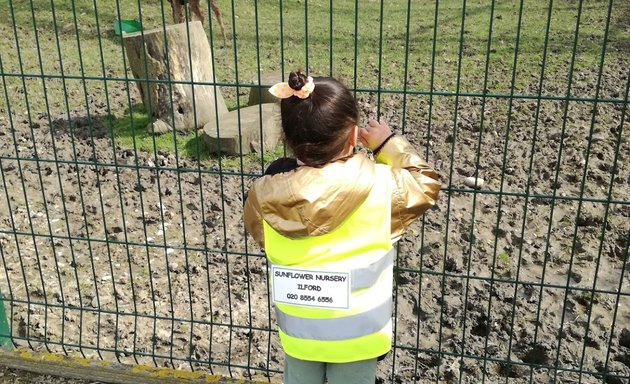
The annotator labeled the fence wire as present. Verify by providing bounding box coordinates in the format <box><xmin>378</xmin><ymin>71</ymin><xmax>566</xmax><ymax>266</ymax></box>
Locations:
<box><xmin>0</xmin><ymin>0</ymin><xmax>629</xmax><ymax>383</ymax></box>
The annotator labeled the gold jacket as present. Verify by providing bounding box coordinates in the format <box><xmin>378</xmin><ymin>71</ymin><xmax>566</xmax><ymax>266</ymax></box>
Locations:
<box><xmin>243</xmin><ymin>136</ymin><xmax>441</xmax><ymax>247</ymax></box>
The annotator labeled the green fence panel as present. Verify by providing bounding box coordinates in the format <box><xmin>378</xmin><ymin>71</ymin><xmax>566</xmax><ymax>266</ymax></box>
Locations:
<box><xmin>0</xmin><ymin>0</ymin><xmax>628</xmax><ymax>383</ymax></box>
<box><xmin>0</xmin><ymin>289</ymin><xmax>11</xmax><ymax>348</ymax></box>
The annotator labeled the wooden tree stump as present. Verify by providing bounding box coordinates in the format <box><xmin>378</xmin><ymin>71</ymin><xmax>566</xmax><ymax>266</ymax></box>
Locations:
<box><xmin>123</xmin><ymin>21</ymin><xmax>228</xmax><ymax>134</ymax></box>
<box><xmin>247</xmin><ymin>73</ymin><xmax>282</xmax><ymax>106</ymax></box>
<box><xmin>201</xmin><ymin>103</ymin><xmax>282</xmax><ymax>156</ymax></box>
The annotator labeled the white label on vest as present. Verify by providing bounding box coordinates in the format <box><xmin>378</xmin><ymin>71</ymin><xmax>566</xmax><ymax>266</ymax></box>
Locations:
<box><xmin>271</xmin><ymin>265</ymin><xmax>351</xmax><ymax>310</ymax></box>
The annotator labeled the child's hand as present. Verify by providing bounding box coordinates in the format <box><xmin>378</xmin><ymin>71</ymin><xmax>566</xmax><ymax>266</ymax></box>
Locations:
<box><xmin>359</xmin><ymin>120</ymin><xmax>393</xmax><ymax>151</ymax></box>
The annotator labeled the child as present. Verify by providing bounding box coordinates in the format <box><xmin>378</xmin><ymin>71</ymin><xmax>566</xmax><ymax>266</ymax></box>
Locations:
<box><xmin>243</xmin><ymin>71</ymin><xmax>440</xmax><ymax>384</ymax></box>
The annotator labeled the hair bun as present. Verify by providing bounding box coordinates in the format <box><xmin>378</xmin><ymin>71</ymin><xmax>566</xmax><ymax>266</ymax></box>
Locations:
<box><xmin>288</xmin><ymin>71</ymin><xmax>308</xmax><ymax>91</ymax></box>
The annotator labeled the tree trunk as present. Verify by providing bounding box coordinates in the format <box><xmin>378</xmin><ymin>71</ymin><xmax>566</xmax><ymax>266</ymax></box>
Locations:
<box><xmin>123</xmin><ymin>21</ymin><xmax>228</xmax><ymax>134</ymax></box>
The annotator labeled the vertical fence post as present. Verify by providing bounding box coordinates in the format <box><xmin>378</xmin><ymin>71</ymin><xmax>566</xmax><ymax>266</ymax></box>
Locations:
<box><xmin>0</xmin><ymin>290</ymin><xmax>11</xmax><ymax>348</ymax></box>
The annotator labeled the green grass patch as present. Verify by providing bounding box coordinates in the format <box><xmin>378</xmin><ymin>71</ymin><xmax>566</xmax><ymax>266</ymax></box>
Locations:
<box><xmin>110</xmin><ymin>104</ymin><xmax>286</xmax><ymax>170</ymax></box>
<box><xmin>110</xmin><ymin>104</ymin><xmax>202</xmax><ymax>159</ymax></box>
<box><xmin>497</xmin><ymin>251</ymin><xmax>510</xmax><ymax>267</ymax></box>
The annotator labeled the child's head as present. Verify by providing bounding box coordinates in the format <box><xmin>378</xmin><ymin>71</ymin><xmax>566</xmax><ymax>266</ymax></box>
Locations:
<box><xmin>278</xmin><ymin>71</ymin><xmax>358</xmax><ymax>166</ymax></box>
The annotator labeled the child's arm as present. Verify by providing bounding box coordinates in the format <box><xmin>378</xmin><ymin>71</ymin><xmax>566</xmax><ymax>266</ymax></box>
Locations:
<box><xmin>244</xmin><ymin>158</ymin><xmax>299</xmax><ymax>248</ymax></box>
<box><xmin>244</xmin><ymin>189</ymin><xmax>265</xmax><ymax>247</ymax></box>
<box><xmin>360</xmin><ymin>120</ymin><xmax>441</xmax><ymax>240</ymax></box>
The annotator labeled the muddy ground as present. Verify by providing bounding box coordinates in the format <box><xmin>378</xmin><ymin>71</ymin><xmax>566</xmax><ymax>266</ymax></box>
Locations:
<box><xmin>0</xmin><ymin>59</ymin><xmax>629</xmax><ymax>383</ymax></box>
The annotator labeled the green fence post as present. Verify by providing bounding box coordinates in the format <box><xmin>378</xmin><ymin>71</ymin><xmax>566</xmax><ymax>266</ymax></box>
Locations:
<box><xmin>0</xmin><ymin>290</ymin><xmax>12</xmax><ymax>348</ymax></box>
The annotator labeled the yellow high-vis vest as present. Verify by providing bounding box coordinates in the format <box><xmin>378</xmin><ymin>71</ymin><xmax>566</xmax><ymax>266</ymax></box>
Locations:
<box><xmin>263</xmin><ymin>164</ymin><xmax>394</xmax><ymax>363</ymax></box>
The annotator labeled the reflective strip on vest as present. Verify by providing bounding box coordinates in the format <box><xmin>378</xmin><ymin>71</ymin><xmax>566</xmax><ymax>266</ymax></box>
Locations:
<box><xmin>351</xmin><ymin>248</ymin><xmax>395</xmax><ymax>291</ymax></box>
<box><xmin>276</xmin><ymin>298</ymin><xmax>392</xmax><ymax>340</ymax></box>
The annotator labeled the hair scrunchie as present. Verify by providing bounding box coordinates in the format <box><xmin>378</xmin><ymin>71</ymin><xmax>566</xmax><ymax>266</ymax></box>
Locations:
<box><xmin>269</xmin><ymin>76</ymin><xmax>315</xmax><ymax>99</ymax></box>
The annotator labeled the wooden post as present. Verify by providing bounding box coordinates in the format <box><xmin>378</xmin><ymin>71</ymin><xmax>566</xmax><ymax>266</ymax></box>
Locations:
<box><xmin>123</xmin><ymin>21</ymin><xmax>228</xmax><ymax>134</ymax></box>
<box><xmin>0</xmin><ymin>349</ymin><xmax>271</xmax><ymax>383</ymax></box>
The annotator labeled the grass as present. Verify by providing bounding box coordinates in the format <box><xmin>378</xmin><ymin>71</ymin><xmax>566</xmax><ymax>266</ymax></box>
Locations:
<box><xmin>0</xmin><ymin>0</ymin><xmax>628</xmax><ymax>162</ymax></box>
<box><xmin>111</xmin><ymin>104</ymin><xmax>284</xmax><ymax>170</ymax></box>
<box><xmin>110</xmin><ymin>104</ymin><xmax>285</xmax><ymax>168</ymax></box>
<box><xmin>497</xmin><ymin>251</ymin><xmax>510</xmax><ymax>267</ymax></box>
<box><xmin>110</xmin><ymin>104</ymin><xmax>199</xmax><ymax>159</ymax></box>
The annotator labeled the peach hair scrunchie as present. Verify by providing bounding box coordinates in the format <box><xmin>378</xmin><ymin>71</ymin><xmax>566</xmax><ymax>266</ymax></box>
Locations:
<box><xmin>268</xmin><ymin>76</ymin><xmax>315</xmax><ymax>99</ymax></box>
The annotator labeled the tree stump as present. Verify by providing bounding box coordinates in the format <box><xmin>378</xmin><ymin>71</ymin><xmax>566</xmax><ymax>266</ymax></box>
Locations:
<box><xmin>123</xmin><ymin>21</ymin><xmax>228</xmax><ymax>134</ymax></box>
<box><xmin>201</xmin><ymin>104</ymin><xmax>282</xmax><ymax>156</ymax></box>
<box><xmin>248</xmin><ymin>73</ymin><xmax>282</xmax><ymax>106</ymax></box>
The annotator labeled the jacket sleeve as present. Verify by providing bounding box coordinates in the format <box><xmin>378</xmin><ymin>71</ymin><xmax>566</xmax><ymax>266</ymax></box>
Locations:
<box><xmin>375</xmin><ymin>136</ymin><xmax>441</xmax><ymax>241</ymax></box>
<box><xmin>243</xmin><ymin>185</ymin><xmax>265</xmax><ymax>248</ymax></box>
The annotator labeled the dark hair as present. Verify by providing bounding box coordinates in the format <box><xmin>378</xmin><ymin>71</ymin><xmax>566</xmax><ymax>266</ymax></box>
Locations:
<box><xmin>280</xmin><ymin>71</ymin><xmax>359</xmax><ymax>166</ymax></box>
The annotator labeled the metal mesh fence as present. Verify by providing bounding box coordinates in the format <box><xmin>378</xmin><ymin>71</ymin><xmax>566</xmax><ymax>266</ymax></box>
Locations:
<box><xmin>0</xmin><ymin>0</ymin><xmax>629</xmax><ymax>382</ymax></box>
